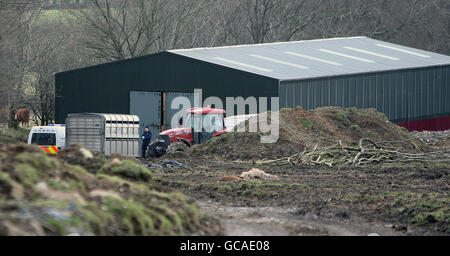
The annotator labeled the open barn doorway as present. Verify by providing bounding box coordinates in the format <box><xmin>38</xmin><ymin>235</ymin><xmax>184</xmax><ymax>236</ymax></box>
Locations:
<box><xmin>129</xmin><ymin>91</ymin><xmax>194</xmax><ymax>155</ymax></box>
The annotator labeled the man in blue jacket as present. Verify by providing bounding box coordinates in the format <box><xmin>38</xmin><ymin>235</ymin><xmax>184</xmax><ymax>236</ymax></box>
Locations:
<box><xmin>141</xmin><ymin>126</ymin><xmax>152</xmax><ymax>158</ymax></box>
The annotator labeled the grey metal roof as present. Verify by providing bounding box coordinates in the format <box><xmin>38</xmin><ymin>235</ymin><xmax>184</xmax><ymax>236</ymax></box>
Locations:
<box><xmin>168</xmin><ymin>36</ymin><xmax>450</xmax><ymax>81</ymax></box>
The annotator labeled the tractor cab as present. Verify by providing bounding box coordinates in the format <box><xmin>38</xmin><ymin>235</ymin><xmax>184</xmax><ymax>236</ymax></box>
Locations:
<box><xmin>186</xmin><ymin>107</ymin><xmax>227</xmax><ymax>144</ymax></box>
<box><xmin>148</xmin><ymin>107</ymin><xmax>227</xmax><ymax>158</ymax></box>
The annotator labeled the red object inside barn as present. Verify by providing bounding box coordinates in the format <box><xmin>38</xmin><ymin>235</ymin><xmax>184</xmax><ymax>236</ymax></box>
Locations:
<box><xmin>396</xmin><ymin>115</ymin><xmax>450</xmax><ymax>132</ymax></box>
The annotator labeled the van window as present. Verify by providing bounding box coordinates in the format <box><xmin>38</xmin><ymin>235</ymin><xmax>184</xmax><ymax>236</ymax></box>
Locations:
<box><xmin>31</xmin><ymin>133</ymin><xmax>56</xmax><ymax>146</ymax></box>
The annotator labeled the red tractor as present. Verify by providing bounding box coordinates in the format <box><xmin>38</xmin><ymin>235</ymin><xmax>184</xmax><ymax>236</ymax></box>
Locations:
<box><xmin>148</xmin><ymin>107</ymin><xmax>228</xmax><ymax>157</ymax></box>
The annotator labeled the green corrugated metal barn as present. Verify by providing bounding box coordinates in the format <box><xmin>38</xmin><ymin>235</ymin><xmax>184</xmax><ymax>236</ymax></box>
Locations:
<box><xmin>55</xmin><ymin>36</ymin><xmax>450</xmax><ymax>133</ymax></box>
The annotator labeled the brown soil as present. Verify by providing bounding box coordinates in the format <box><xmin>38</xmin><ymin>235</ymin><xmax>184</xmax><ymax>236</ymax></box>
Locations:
<box><xmin>147</xmin><ymin>155</ymin><xmax>449</xmax><ymax>235</ymax></box>
<box><xmin>145</xmin><ymin>107</ymin><xmax>448</xmax><ymax>235</ymax></box>
<box><xmin>188</xmin><ymin>107</ymin><xmax>427</xmax><ymax>160</ymax></box>
<box><xmin>57</xmin><ymin>144</ymin><xmax>109</xmax><ymax>173</ymax></box>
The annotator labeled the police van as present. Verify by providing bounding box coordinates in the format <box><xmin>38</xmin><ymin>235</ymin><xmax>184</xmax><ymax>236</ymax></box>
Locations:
<box><xmin>27</xmin><ymin>125</ymin><xmax>66</xmax><ymax>154</ymax></box>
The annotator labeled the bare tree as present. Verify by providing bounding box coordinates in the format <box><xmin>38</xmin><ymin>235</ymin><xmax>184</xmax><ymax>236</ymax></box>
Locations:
<box><xmin>312</xmin><ymin>0</ymin><xmax>449</xmax><ymax>54</ymax></box>
<box><xmin>1</xmin><ymin>1</ymin><xmax>88</xmax><ymax>125</ymax></box>
<box><xmin>68</xmin><ymin>0</ymin><xmax>210</xmax><ymax>62</ymax></box>
<box><xmin>154</xmin><ymin>0</ymin><xmax>213</xmax><ymax>50</ymax></box>
<box><xmin>212</xmin><ymin>0</ymin><xmax>318</xmax><ymax>45</ymax></box>
<box><xmin>275</xmin><ymin>0</ymin><xmax>318</xmax><ymax>41</ymax></box>
<box><xmin>21</xmin><ymin>17</ymin><xmax>75</xmax><ymax>125</ymax></box>
<box><xmin>0</xmin><ymin>1</ymin><xmax>41</xmax><ymax>125</ymax></box>
<box><xmin>63</xmin><ymin>0</ymin><xmax>450</xmax><ymax>61</ymax></box>
<box><xmin>244</xmin><ymin>0</ymin><xmax>302</xmax><ymax>44</ymax></box>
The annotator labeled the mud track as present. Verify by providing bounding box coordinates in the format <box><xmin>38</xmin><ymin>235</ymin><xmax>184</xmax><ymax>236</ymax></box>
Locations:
<box><xmin>198</xmin><ymin>201</ymin><xmax>401</xmax><ymax>236</ymax></box>
<box><xmin>149</xmin><ymin>155</ymin><xmax>449</xmax><ymax>236</ymax></box>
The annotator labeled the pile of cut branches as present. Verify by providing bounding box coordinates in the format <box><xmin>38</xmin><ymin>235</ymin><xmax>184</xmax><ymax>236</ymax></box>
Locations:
<box><xmin>258</xmin><ymin>138</ymin><xmax>450</xmax><ymax>167</ymax></box>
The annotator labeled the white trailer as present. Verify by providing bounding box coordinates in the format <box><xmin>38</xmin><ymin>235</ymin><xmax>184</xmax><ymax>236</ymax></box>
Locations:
<box><xmin>65</xmin><ymin>113</ymin><xmax>140</xmax><ymax>157</ymax></box>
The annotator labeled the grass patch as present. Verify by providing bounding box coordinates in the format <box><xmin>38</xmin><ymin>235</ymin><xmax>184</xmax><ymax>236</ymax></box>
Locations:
<box><xmin>99</xmin><ymin>160</ymin><xmax>151</xmax><ymax>182</ymax></box>
<box><xmin>407</xmin><ymin>199</ymin><xmax>449</xmax><ymax>225</ymax></box>
<box><xmin>301</xmin><ymin>119</ymin><xmax>312</xmax><ymax>129</ymax></box>
<box><xmin>336</xmin><ymin>112</ymin><xmax>348</xmax><ymax>121</ymax></box>
<box><xmin>349</xmin><ymin>124</ymin><xmax>361</xmax><ymax>131</ymax></box>
<box><xmin>344</xmin><ymin>191</ymin><xmax>449</xmax><ymax>230</ymax></box>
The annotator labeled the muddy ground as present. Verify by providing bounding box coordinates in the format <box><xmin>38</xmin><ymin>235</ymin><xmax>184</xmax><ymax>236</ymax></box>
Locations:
<box><xmin>145</xmin><ymin>107</ymin><xmax>449</xmax><ymax>236</ymax></box>
<box><xmin>145</xmin><ymin>154</ymin><xmax>448</xmax><ymax>236</ymax></box>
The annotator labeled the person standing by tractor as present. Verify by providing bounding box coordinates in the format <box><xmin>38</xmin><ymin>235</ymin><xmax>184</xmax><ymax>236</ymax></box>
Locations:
<box><xmin>141</xmin><ymin>126</ymin><xmax>152</xmax><ymax>158</ymax></box>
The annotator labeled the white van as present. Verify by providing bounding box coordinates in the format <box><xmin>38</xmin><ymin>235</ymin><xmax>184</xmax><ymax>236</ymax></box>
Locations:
<box><xmin>28</xmin><ymin>125</ymin><xmax>66</xmax><ymax>153</ymax></box>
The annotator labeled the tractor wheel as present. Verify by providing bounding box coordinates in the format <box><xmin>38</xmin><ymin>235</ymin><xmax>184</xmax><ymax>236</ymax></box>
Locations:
<box><xmin>166</xmin><ymin>141</ymin><xmax>189</xmax><ymax>154</ymax></box>
<box><xmin>147</xmin><ymin>142</ymin><xmax>166</xmax><ymax>158</ymax></box>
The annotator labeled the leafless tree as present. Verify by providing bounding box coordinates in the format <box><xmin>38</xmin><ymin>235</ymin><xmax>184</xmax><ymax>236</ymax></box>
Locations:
<box><xmin>21</xmin><ymin>17</ymin><xmax>76</xmax><ymax>125</ymax></box>
<box><xmin>312</xmin><ymin>0</ymin><xmax>449</xmax><ymax>54</ymax></box>
<box><xmin>62</xmin><ymin>0</ymin><xmax>450</xmax><ymax>61</ymax></box>
<box><xmin>1</xmin><ymin>1</ymin><xmax>88</xmax><ymax>125</ymax></box>
<box><xmin>243</xmin><ymin>0</ymin><xmax>312</xmax><ymax>43</ymax></box>
<box><xmin>0</xmin><ymin>1</ymin><xmax>41</xmax><ymax>125</ymax></box>
<box><xmin>68</xmin><ymin>0</ymin><xmax>211</xmax><ymax>62</ymax></box>
<box><xmin>211</xmin><ymin>0</ymin><xmax>319</xmax><ymax>45</ymax></box>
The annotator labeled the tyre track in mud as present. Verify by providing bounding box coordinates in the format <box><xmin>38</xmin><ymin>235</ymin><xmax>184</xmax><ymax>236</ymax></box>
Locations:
<box><xmin>198</xmin><ymin>201</ymin><xmax>402</xmax><ymax>236</ymax></box>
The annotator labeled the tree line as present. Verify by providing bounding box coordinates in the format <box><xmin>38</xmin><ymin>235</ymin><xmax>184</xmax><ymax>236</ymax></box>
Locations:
<box><xmin>44</xmin><ymin>1</ymin><xmax>87</xmax><ymax>10</ymax></box>
<box><xmin>0</xmin><ymin>0</ymin><xmax>449</xmax><ymax>126</ymax></box>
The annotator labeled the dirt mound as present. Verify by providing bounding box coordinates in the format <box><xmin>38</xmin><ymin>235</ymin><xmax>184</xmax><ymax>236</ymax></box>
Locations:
<box><xmin>109</xmin><ymin>153</ymin><xmax>141</xmax><ymax>163</ymax></box>
<box><xmin>189</xmin><ymin>132</ymin><xmax>302</xmax><ymax>160</ymax></box>
<box><xmin>58</xmin><ymin>145</ymin><xmax>147</xmax><ymax>181</ymax></box>
<box><xmin>99</xmin><ymin>159</ymin><xmax>152</xmax><ymax>182</ymax></box>
<box><xmin>1</xmin><ymin>142</ymin><xmax>41</xmax><ymax>154</ymax></box>
<box><xmin>188</xmin><ymin>107</ymin><xmax>427</xmax><ymax>160</ymax></box>
<box><xmin>0</xmin><ymin>143</ymin><xmax>219</xmax><ymax>236</ymax></box>
<box><xmin>57</xmin><ymin>144</ymin><xmax>108</xmax><ymax>173</ymax></box>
